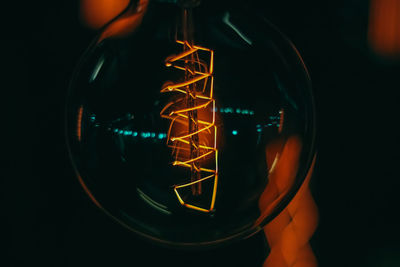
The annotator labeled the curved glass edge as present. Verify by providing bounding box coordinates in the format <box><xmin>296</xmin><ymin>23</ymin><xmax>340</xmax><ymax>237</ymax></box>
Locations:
<box><xmin>254</xmin><ymin>17</ymin><xmax>317</xmax><ymax>231</ymax></box>
<box><xmin>64</xmin><ymin>2</ymin><xmax>318</xmax><ymax>249</ymax></box>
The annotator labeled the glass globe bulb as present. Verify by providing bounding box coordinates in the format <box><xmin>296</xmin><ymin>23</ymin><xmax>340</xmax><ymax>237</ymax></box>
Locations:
<box><xmin>66</xmin><ymin>0</ymin><xmax>316</xmax><ymax>248</ymax></box>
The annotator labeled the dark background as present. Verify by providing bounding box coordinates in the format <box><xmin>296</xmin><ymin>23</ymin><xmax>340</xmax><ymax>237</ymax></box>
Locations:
<box><xmin>3</xmin><ymin>0</ymin><xmax>400</xmax><ymax>266</ymax></box>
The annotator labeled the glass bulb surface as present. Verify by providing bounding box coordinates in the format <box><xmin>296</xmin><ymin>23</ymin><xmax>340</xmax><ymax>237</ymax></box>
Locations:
<box><xmin>66</xmin><ymin>0</ymin><xmax>316</xmax><ymax>248</ymax></box>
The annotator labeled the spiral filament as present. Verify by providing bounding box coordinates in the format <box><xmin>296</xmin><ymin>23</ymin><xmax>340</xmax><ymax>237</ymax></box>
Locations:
<box><xmin>160</xmin><ymin>40</ymin><xmax>218</xmax><ymax>213</ymax></box>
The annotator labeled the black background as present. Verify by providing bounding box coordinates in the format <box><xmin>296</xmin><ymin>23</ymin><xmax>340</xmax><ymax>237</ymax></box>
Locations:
<box><xmin>3</xmin><ymin>0</ymin><xmax>400</xmax><ymax>266</ymax></box>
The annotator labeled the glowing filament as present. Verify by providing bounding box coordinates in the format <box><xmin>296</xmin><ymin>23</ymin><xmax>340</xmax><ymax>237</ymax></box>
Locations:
<box><xmin>160</xmin><ymin>40</ymin><xmax>218</xmax><ymax>213</ymax></box>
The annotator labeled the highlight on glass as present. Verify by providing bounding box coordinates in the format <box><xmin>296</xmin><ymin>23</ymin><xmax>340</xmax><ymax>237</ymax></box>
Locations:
<box><xmin>66</xmin><ymin>0</ymin><xmax>317</xmax><ymax>248</ymax></box>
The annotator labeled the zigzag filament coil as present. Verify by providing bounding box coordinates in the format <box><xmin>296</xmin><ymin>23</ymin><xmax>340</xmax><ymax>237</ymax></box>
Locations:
<box><xmin>160</xmin><ymin>40</ymin><xmax>218</xmax><ymax>213</ymax></box>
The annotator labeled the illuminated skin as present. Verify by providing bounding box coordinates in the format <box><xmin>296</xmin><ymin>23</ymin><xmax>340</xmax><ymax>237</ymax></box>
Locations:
<box><xmin>160</xmin><ymin>40</ymin><xmax>218</xmax><ymax>213</ymax></box>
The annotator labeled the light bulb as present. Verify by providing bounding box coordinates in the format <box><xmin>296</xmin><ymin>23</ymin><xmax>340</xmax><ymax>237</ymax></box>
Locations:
<box><xmin>66</xmin><ymin>0</ymin><xmax>316</xmax><ymax>248</ymax></box>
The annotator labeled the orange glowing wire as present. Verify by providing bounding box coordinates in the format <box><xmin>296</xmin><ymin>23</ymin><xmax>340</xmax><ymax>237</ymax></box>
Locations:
<box><xmin>160</xmin><ymin>40</ymin><xmax>218</xmax><ymax>213</ymax></box>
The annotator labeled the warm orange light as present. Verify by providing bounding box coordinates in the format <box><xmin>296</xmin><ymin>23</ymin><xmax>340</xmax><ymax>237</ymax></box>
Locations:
<box><xmin>278</xmin><ymin>109</ymin><xmax>284</xmax><ymax>133</ymax></box>
<box><xmin>161</xmin><ymin>40</ymin><xmax>218</xmax><ymax>213</ymax></box>
<box><xmin>80</xmin><ymin>0</ymin><xmax>149</xmax><ymax>42</ymax></box>
<box><xmin>260</xmin><ymin>137</ymin><xmax>318</xmax><ymax>267</ymax></box>
<box><xmin>80</xmin><ymin>0</ymin><xmax>131</xmax><ymax>29</ymax></box>
<box><xmin>77</xmin><ymin>174</ymin><xmax>102</xmax><ymax>209</ymax></box>
<box><xmin>368</xmin><ymin>0</ymin><xmax>400</xmax><ymax>57</ymax></box>
<box><xmin>77</xmin><ymin>105</ymin><xmax>83</xmax><ymax>141</ymax></box>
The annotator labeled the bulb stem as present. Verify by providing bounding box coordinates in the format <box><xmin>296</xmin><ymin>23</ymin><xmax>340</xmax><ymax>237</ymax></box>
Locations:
<box><xmin>181</xmin><ymin>7</ymin><xmax>202</xmax><ymax>196</ymax></box>
<box><xmin>182</xmin><ymin>8</ymin><xmax>194</xmax><ymax>46</ymax></box>
<box><xmin>178</xmin><ymin>0</ymin><xmax>201</xmax><ymax>8</ymax></box>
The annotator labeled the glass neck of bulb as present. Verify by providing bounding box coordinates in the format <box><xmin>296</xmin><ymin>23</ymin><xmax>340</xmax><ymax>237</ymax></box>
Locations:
<box><xmin>178</xmin><ymin>0</ymin><xmax>201</xmax><ymax>8</ymax></box>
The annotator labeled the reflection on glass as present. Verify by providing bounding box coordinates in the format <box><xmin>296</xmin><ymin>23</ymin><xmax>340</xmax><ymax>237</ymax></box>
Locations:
<box><xmin>66</xmin><ymin>0</ymin><xmax>316</xmax><ymax>248</ymax></box>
